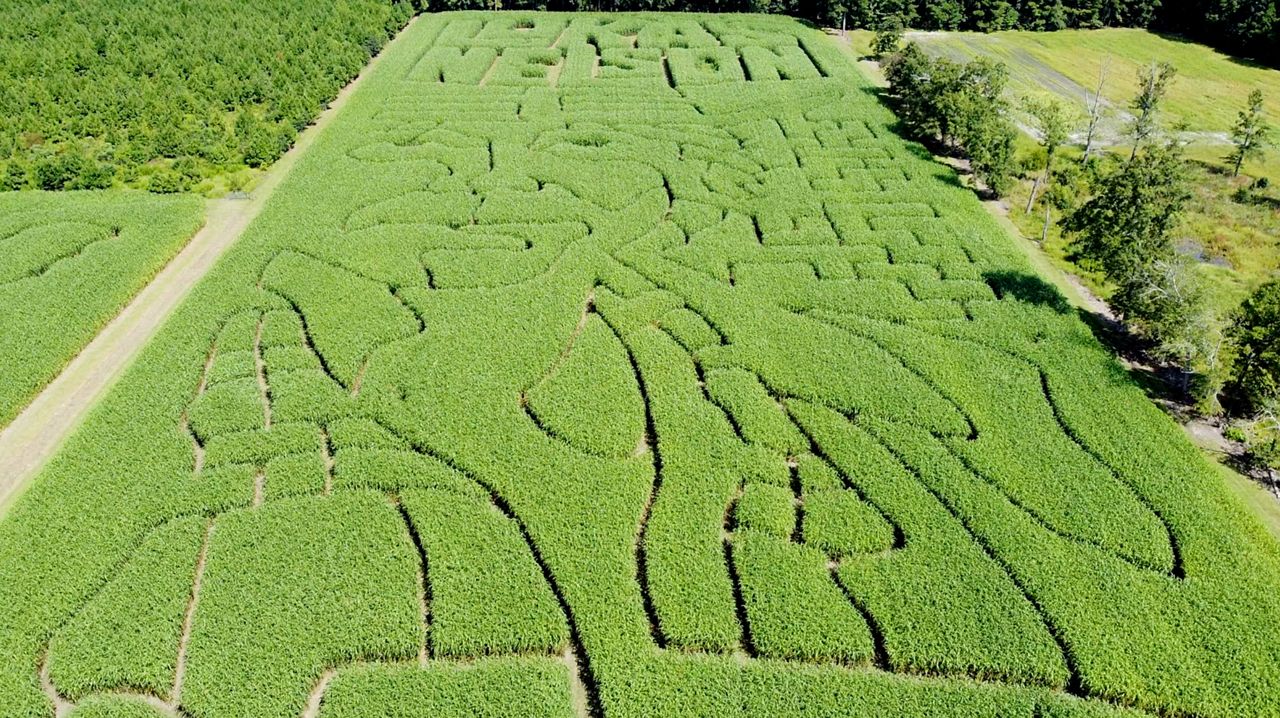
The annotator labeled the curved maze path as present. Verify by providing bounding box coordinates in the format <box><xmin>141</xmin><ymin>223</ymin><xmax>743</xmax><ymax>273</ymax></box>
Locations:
<box><xmin>0</xmin><ymin>16</ymin><xmax>423</xmax><ymax>516</ymax></box>
<box><xmin>1</xmin><ymin>11</ymin><xmax>1279</xmax><ymax>718</ymax></box>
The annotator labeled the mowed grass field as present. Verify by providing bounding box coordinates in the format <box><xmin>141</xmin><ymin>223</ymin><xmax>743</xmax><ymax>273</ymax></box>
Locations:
<box><xmin>1</xmin><ymin>11</ymin><xmax>1278</xmax><ymax>718</ymax></box>
<box><xmin>0</xmin><ymin>192</ymin><xmax>203</xmax><ymax>427</ymax></box>
<box><xmin>851</xmin><ymin>28</ymin><xmax>1280</xmax><ymax>179</ymax></box>
<box><xmin>847</xmin><ymin>27</ymin><xmax>1280</xmax><ymax>311</ymax></box>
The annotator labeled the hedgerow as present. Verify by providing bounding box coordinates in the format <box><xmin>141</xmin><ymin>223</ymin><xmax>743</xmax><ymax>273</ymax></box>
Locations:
<box><xmin>0</xmin><ymin>11</ymin><xmax>1278</xmax><ymax>718</ymax></box>
<box><xmin>0</xmin><ymin>191</ymin><xmax>202</xmax><ymax>427</ymax></box>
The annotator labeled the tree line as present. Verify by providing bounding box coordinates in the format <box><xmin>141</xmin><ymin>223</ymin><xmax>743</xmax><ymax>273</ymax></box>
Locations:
<box><xmin>882</xmin><ymin>34</ymin><xmax>1280</xmax><ymax>468</ymax></box>
<box><xmin>841</xmin><ymin>0</ymin><xmax>1277</xmax><ymax>66</ymax></box>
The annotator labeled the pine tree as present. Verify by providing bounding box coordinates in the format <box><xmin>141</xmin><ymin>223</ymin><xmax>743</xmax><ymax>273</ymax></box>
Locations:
<box><xmin>1227</xmin><ymin>89</ymin><xmax>1271</xmax><ymax>177</ymax></box>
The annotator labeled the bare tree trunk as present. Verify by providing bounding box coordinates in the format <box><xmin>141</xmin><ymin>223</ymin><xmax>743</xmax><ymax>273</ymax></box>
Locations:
<box><xmin>1025</xmin><ymin>176</ymin><xmax>1041</xmax><ymax>214</ymax></box>
<box><xmin>1082</xmin><ymin>57</ymin><xmax>1110</xmax><ymax>161</ymax></box>
<box><xmin>1041</xmin><ymin>203</ymin><xmax>1052</xmax><ymax>243</ymax></box>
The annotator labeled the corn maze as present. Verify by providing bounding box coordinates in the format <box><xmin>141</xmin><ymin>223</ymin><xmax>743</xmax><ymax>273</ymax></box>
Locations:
<box><xmin>0</xmin><ymin>192</ymin><xmax>202</xmax><ymax>428</ymax></box>
<box><xmin>1</xmin><ymin>12</ymin><xmax>1278</xmax><ymax>718</ymax></box>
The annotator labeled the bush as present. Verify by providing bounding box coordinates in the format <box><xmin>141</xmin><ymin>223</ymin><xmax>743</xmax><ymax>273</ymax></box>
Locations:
<box><xmin>0</xmin><ymin>161</ymin><xmax>26</xmax><ymax>191</ymax></box>
<box><xmin>871</xmin><ymin>16</ymin><xmax>904</xmax><ymax>59</ymax></box>
<box><xmin>147</xmin><ymin>170</ymin><xmax>188</xmax><ymax>194</ymax></box>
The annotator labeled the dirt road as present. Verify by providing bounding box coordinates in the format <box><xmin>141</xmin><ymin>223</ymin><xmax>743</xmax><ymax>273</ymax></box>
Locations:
<box><xmin>0</xmin><ymin>16</ymin><xmax>420</xmax><ymax>516</ymax></box>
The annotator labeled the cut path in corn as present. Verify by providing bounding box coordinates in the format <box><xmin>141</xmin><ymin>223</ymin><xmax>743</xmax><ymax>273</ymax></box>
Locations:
<box><xmin>0</xmin><ymin>15</ymin><xmax>422</xmax><ymax>517</ymax></box>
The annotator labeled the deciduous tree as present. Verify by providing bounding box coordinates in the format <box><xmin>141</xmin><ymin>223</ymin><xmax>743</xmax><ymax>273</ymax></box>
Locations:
<box><xmin>1127</xmin><ymin>61</ymin><xmax>1176</xmax><ymax>160</ymax></box>
<box><xmin>1024</xmin><ymin>96</ymin><xmax>1073</xmax><ymax>213</ymax></box>
<box><xmin>1062</xmin><ymin>144</ymin><xmax>1190</xmax><ymax>320</ymax></box>
<box><xmin>1227</xmin><ymin>280</ymin><xmax>1280</xmax><ymax>412</ymax></box>
<box><xmin>1227</xmin><ymin>89</ymin><xmax>1271</xmax><ymax>177</ymax></box>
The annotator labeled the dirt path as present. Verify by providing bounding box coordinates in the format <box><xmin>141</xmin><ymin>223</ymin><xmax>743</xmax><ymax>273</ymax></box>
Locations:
<box><xmin>0</xmin><ymin>16</ymin><xmax>420</xmax><ymax>517</ymax></box>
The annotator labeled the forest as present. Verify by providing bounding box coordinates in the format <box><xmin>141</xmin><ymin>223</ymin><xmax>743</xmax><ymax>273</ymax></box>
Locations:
<box><xmin>0</xmin><ymin>0</ymin><xmax>419</xmax><ymax>192</ymax></box>
<box><xmin>834</xmin><ymin>0</ymin><xmax>1278</xmax><ymax>63</ymax></box>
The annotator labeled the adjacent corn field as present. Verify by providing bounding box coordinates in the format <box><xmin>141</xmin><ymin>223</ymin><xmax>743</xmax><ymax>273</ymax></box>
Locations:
<box><xmin>1</xmin><ymin>12</ymin><xmax>1278</xmax><ymax>718</ymax></box>
<box><xmin>0</xmin><ymin>192</ymin><xmax>202</xmax><ymax>427</ymax></box>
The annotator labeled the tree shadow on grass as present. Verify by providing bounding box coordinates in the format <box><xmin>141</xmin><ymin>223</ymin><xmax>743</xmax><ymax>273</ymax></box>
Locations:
<box><xmin>983</xmin><ymin>269</ymin><xmax>1072</xmax><ymax>314</ymax></box>
<box><xmin>984</xmin><ymin>269</ymin><xmax>1180</xmax><ymax>402</ymax></box>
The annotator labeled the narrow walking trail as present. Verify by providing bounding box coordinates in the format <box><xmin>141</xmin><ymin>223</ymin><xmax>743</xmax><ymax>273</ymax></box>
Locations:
<box><xmin>0</xmin><ymin>16</ymin><xmax>421</xmax><ymax>516</ymax></box>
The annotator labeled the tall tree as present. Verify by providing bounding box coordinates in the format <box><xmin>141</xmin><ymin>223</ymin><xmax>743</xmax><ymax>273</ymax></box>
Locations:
<box><xmin>1062</xmin><ymin>144</ymin><xmax>1191</xmax><ymax>320</ymax></box>
<box><xmin>1138</xmin><ymin>255</ymin><xmax>1217</xmax><ymax>396</ymax></box>
<box><xmin>1062</xmin><ymin>144</ymin><xmax>1219</xmax><ymax>392</ymax></box>
<box><xmin>969</xmin><ymin>0</ymin><xmax>1020</xmax><ymax>30</ymax></box>
<box><xmin>883</xmin><ymin>43</ymin><xmax>941</xmax><ymax>137</ymax></box>
<box><xmin>919</xmin><ymin>0</ymin><xmax>965</xmax><ymax>29</ymax></box>
<box><xmin>885</xmin><ymin>46</ymin><xmax>1018</xmax><ymax>196</ymax></box>
<box><xmin>1228</xmin><ymin>280</ymin><xmax>1280</xmax><ymax>412</ymax></box>
<box><xmin>1019</xmin><ymin>0</ymin><xmax>1069</xmax><ymax>29</ymax></box>
<box><xmin>1024</xmin><ymin>95</ymin><xmax>1073</xmax><ymax>213</ymax></box>
<box><xmin>872</xmin><ymin>14</ymin><xmax>905</xmax><ymax>59</ymax></box>
<box><xmin>967</xmin><ymin>115</ymin><xmax>1019</xmax><ymax>196</ymax></box>
<box><xmin>1227</xmin><ymin>89</ymin><xmax>1271</xmax><ymax>177</ymax></box>
<box><xmin>1127</xmin><ymin>61</ymin><xmax>1176</xmax><ymax>161</ymax></box>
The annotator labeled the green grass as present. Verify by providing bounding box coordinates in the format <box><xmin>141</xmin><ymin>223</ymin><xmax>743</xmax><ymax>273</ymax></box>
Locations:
<box><xmin>1003</xmin><ymin>150</ymin><xmax>1280</xmax><ymax>315</ymax></box>
<box><xmin>0</xmin><ymin>12</ymin><xmax>1278</xmax><ymax>718</ymax></box>
<box><xmin>864</xmin><ymin>27</ymin><xmax>1280</xmax><ymax>315</ymax></box>
<box><xmin>0</xmin><ymin>191</ymin><xmax>203</xmax><ymax>427</ymax></box>
<box><xmin>906</xmin><ymin>28</ymin><xmax>1280</xmax><ymax>151</ymax></box>
<box><xmin>1217</xmin><ymin>462</ymin><xmax>1280</xmax><ymax>541</ymax></box>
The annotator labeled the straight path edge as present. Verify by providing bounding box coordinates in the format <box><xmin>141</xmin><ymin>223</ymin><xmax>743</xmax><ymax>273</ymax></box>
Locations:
<box><xmin>0</xmin><ymin>15</ymin><xmax>423</xmax><ymax>517</ymax></box>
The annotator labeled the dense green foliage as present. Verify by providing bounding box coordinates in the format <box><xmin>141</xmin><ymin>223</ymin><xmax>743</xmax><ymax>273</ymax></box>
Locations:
<box><xmin>1228</xmin><ymin>89</ymin><xmax>1272</xmax><ymax>177</ymax></box>
<box><xmin>1227</xmin><ymin>280</ymin><xmax>1280</xmax><ymax>412</ymax></box>
<box><xmin>883</xmin><ymin>44</ymin><xmax>1018</xmax><ymax>194</ymax></box>
<box><xmin>1061</xmin><ymin>147</ymin><xmax>1190</xmax><ymax>316</ymax></box>
<box><xmin>0</xmin><ymin>11</ymin><xmax>1277</xmax><ymax>718</ymax></box>
<box><xmin>1060</xmin><ymin>145</ymin><xmax>1217</xmax><ymax>383</ymax></box>
<box><xmin>0</xmin><ymin>191</ymin><xmax>203</xmax><ymax>427</ymax></box>
<box><xmin>841</xmin><ymin>0</ymin><xmax>1279</xmax><ymax>65</ymax></box>
<box><xmin>0</xmin><ymin>0</ymin><xmax>415</xmax><ymax>191</ymax></box>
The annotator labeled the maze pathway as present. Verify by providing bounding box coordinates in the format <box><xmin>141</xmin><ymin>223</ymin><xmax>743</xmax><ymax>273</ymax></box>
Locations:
<box><xmin>1</xmin><ymin>12</ymin><xmax>1278</xmax><ymax>718</ymax></box>
<box><xmin>0</xmin><ymin>17</ymin><xmax>423</xmax><ymax>517</ymax></box>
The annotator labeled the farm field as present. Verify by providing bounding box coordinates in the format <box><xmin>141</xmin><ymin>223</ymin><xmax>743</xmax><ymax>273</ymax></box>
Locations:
<box><xmin>0</xmin><ymin>191</ymin><xmax>203</xmax><ymax>428</ymax></box>
<box><xmin>1</xmin><ymin>11</ymin><xmax>1278</xmax><ymax>718</ymax></box>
